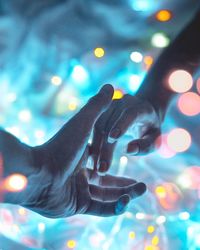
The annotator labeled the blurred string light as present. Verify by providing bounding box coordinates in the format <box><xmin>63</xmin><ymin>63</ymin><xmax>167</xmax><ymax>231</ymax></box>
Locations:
<box><xmin>151</xmin><ymin>33</ymin><xmax>170</xmax><ymax>48</ymax></box>
<box><xmin>156</xmin><ymin>215</ymin><xmax>166</xmax><ymax>225</ymax></box>
<box><xmin>155</xmin><ymin>186</ymin><xmax>166</xmax><ymax>198</ymax></box>
<box><xmin>177</xmin><ymin>166</ymin><xmax>200</xmax><ymax>189</ymax></box>
<box><xmin>167</xmin><ymin>128</ymin><xmax>191</xmax><ymax>153</ymax></box>
<box><xmin>147</xmin><ymin>225</ymin><xmax>155</xmax><ymax>234</ymax></box>
<box><xmin>155</xmin><ymin>183</ymin><xmax>181</xmax><ymax>210</ymax></box>
<box><xmin>34</xmin><ymin>130</ymin><xmax>45</xmax><ymax>139</ymax></box>
<box><xmin>179</xmin><ymin>212</ymin><xmax>190</xmax><ymax>221</ymax></box>
<box><xmin>177</xmin><ymin>172</ymin><xmax>193</xmax><ymax>189</ymax></box>
<box><xmin>136</xmin><ymin>212</ymin><xmax>145</xmax><ymax>220</ymax></box>
<box><xmin>66</xmin><ymin>240</ymin><xmax>77</xmax><ymax>249</ymax></box>
<box><xmin>129</xmin><ymin>231</ymin><xmax>136</xmax><ymax>239</ymax></box>
<box><xmin>144</xmin><ymin>55</ymin><xmax>154</xmax><ymax>70</ymax></box>
<box><xmin>155</xmin><ymin>134</ymin><xmax>176</xmax><ymax>158</ymax></box>
<box><xmin>155</xmin><ymin>10</ymin><xmax>172</xmax><ymax>22</ymax></box>
<box><xmin>18</xmin><ymin>109</ymin><xmax>32</xmax><ymax>123</ymax></box>
<box><xmin>3</xmin><ymin>174</ymin><xmax>27</xmax><ymax>192</ymax></box>
<box><xmin>18</xmin><ymin>207</ymin><xmax>26</xmax><ymax>216</ymax></box>
<box><xmin>38</xmin><ymin>222</ymin><xmax>46</xmax><ymax>233</ymax></box>
<box><xmin>130</xmin><ymin>51</ymin><xmax>143</xmax><ymax>63</ymax></box>
<box><xmin>112</xmin><ymin>89</ymin><xmax>124</xmax><ymax>100</ymax></box>
<box><xmin>152</xmin><ymin>235</ymin><xmax>159</xmax><ymax>246</ymax></box>
<box><xmin>168</xmin><ymin>70</ymin><xmax>193</xmax><ymax>93</ymax></box>
<box><xmin>51</xmin><ymin>75</ymin><xmax>62</xmax><ymax>86</ymax></box>
<box><xmin>68</xmin><ymin>98</ymin><xmax>78</xmax><ymax>111</ymax></box>
<box><xmin>94</xmin><ymin>47</ymin><xmax>105</xmax><ymax>58</ymax></box>
<box><xmin>71</xmin><ymin>65</ymin><xmax>89</xmax><ymax>88</ymax></box>
<box><xmin>129</xmin><ymin>74</ymin><xmax>142</xmax><ymax>92</ymax></box>
<box><xmin>177</xmin><ymin>92</ymin><xmax>200</xmax><ymax>116</ymax></box>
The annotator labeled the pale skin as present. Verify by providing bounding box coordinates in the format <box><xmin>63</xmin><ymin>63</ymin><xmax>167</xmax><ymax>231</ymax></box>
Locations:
<box><xmin>0</xmin><ymin>85</ymin><xmax>146</xmax><ymax>218</ymax></box>
<box><xmin>91</xmin><ymin>7</ymin><xmax>200</xmax><ymax>174</ymax></box>
<box><xmin>1</xmin><ymin>7</ymin><xmax>199</xmax><ymax>219</ymax></box>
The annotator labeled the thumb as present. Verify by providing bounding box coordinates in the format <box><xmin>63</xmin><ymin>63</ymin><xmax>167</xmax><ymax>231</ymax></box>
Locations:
<box><xmin>44</xmin><ymin>84</ymin><xmax>114</xmax><ymax>161</ymax></box>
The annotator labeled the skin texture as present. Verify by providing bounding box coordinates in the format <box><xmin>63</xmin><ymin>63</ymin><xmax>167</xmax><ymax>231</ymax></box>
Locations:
<box><xmin>0</xmin><ymin>85</ymin><xmax>146</xmax><ymax>218</ymax></box>
<box><xmin>90</xmin><ymin>94</ymin><xmax>160</xmax><ymax>173</ymax></box>
<box><xmin>91</xmin><ymin>7</ymin><xmax>200</xmax><ymax>174</ymax></box>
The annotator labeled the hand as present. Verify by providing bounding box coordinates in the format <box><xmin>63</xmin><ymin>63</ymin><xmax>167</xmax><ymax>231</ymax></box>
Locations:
<box><xmin>16</xmin><ymin>85</ymin><xmax>146</xmax><ymax>218</ymax></box>
<box><xmin>90</xmin><ymin>94</ymin><xmax>161</xmax><ymax>174</ymax></box>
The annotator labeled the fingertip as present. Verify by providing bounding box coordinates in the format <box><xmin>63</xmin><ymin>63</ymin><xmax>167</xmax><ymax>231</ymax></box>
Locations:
<box><xmin>99</xmin><ymin>84</ymin><xmax>114</xmax><ymax>98</ymax></box>
<box><xmin>134</xmin><ymin>182</ymin><xmax>147</xmax><ymax>196</ymax></box>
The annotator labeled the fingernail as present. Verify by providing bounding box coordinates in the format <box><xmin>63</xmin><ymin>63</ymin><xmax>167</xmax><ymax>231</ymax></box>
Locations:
<box><xmin>115</xmin><ymin>195</ymin><xmax>130</xmax><ymax>214</ymax></box>
<box><xmin>126</xmin><ymin>143</ymin><xmax>139</xmax><ymax>155</ymax></box>
<box><xmin>107</xmin><ymin>137</ymin><xmax>117</xmax><ymax>144</ymax></box>
<box><xmin>109</xmin><ymin>128</ymin><xmax>121</xmax><ymax>139</ymax></box>
<box><xmin>98</xmin><ymin>161</ymin><xmax>108</xmax><ymax>173</ymax></box>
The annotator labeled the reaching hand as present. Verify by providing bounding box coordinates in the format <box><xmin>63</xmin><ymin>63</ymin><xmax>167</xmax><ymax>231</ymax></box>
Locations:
<box><xmin>17</xmin><ymin>85</ymin><xmax>146</xmax><ymax>218</ymax></box>
<box><xmin>90</xmin><ymin>94</ymin><xmax>161</xmax><ymax>174</ymax></box>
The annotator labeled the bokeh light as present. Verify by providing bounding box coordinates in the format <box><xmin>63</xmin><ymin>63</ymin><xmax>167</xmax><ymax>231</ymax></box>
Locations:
<box><xmin>168</xmin><ymin>70</ymin><xmax>193</xmax><ymax>93</ymax></box>
<box><xmin>155</xmin><ymin>10</ymin><xmax>172</xmax><ymax>22</ymax></box>
<box><xmin>51</xmin><ymin>76</ymin><xmax>62</xmax><ymax>86</ymax></box>
<box><xmin>18</xmin><ymin>208</ymin><xmax>26</xmax><ymax>216</ymax></box>
<box><xmin>136</xmin><ymin>212</ymin><xmax>145</xmax><ymax>220</ymax></box>
<box><xmin>155</xmin><ymin>134</ymin><xmax>176</xmax><ymax>158</ymax></box>
<box><xmin>129</xmin><ymin>74</ymin><xmax>142</xmax><ymax>92</ymax></box>
<box><xmin>152</xmin><ymin>235</ymin><xmax>159</xmax><ymax>245</ymax></box>
<box><xmin>94</xmin><ymin>47</ymin><xmax>105</xmax><ymax>58</ymax></box>
<box><xmin>38</xmin><ymin>222</ymin><xmax>46</xmax><ymax>233</ymax></box>
<box><xmin>144</xmin><ymin>55</ymin><xmax>154</xmax><ymax>69</ymax></box>
<box><xmin>155</xmin><ymin>186</ymin><xmax>166</xmax><ymax>198</ymax></box>
<box><xmin>156</xmin><ymin>215</ymin><xmax>166</xmax><ymax>225</ymax></box>
<box><xmin>112</xmin><ymin>89</ymin><xmax>124</xmax><ymax>100</ymax></box>
<box><xmin>179</xmin><ymin>212</ymin><xmax>190</xmax><ymax>220</ymax></box>
<box><xmin>177</xmin><ymin>166</ymin><xmax>200</xmax><ymax>189</ymax></box>
<box><xmin>178</xmin><ymin>92</ymin><xmax>200</xmax><ymax>116</ymax></box>
<box><xmin>3</xmin><ymin>174</ymin><xmax>27</xmax><ymax>192</ymax></box>
<box><xmin>129</xmin><ymin>231</ymin><xmax>136</xmax><ymax>239</ymax></box>
<box><xmin>130</xmin><ymin>51</ymin><xmax>143</xmax><ymax>63</ymax></box>
<box><xmin>18</xmin><ymin>109</ymin><xmax>32</xmax><ymax>123</ymax></box>
<box><xmin>155</xmin><ymin>183</ymin><xmax>181</xmax><ymax>210</ymax></box>
<box><xmin>68</xmin><ymin>98</ymin><xmax>78</xmax><ymax>111</ymax></box>
<box><xmin>0</xmin><ymin>1</ymin><xmax>199</xmax><ymax>249</ymax></box>
<box><xmin>71</xmin><ymin>65</ymin><xmax>89</xmax><ymax>87</ymax></box>
<box><xmin>147</xmin><ymin>226</ymin><xmax>155</xmax><ymax>234</ymax></box>
<box><xmin>167</xmin><ymin>128</ymin><xmax>191</xmax><ymax>153</ymax></box>
<box><xmin>151</xmin><ymin>33</ymin><xmax>170</xmax><ymax>48</ymax></box>
<box><xmin>67</xmin><ymin>240</ymin><xmax>77</xmax><ymax>249</ymax></box>
<box><xmin>131</xmin><ymin>0</ymin><xmax>151</xmax><ymax>11</ymax></box>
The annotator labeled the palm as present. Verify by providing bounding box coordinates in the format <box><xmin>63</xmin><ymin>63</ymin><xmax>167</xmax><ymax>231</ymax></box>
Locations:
<box><xmin>18</xmin><ymin>86</ymin><xmax>146</xmax><ymax>218</ymax></box>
